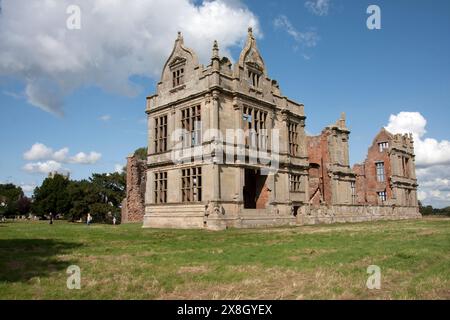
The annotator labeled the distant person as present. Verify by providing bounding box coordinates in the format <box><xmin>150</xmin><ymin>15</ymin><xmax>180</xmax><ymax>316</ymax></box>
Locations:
<box><xmin>112</xmin><ymin>217</ymin><xmax>117</xmax><ymax>225</ymax></box>
<box><xmin>87</xmin><ymin>213</ymin><xmax>92</xmax><ymax>226</ymax></box>
<box><xmin>49</xmin><ymin>212</ymin><xmax>53</xmax><ymax>225</ymax></box>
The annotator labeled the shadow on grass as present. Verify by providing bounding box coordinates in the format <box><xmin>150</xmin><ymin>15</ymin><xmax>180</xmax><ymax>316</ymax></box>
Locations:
<box><xmin>0</xmin><ymin>239</ymin><xmax>82</xmax><ymax>283</ymax></box>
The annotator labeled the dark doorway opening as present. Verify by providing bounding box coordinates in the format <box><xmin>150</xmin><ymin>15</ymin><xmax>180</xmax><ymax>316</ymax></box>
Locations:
<box><xmin>243</xmin><ymin>168</ymin><xmax>268</xmax><ymax>209</ymax></box>
<box><xmin>293</xmin><ymin>206</ymin><xmax>300</xmax><ymax>217</ymax></box>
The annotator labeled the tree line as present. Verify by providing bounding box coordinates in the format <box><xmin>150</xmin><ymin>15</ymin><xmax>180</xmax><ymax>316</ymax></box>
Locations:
<box><xmin>0</xmin><ymin>171</ymin><xmax>125</xmax><ymax>223</ymax></box>
<box><xmin>419</xmin><ymin>201</ymin><xmax>450</xmax><ymax>216</ymax></box>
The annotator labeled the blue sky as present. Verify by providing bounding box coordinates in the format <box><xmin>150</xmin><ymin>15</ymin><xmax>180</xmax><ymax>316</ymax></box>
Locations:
<box><xmin>1</xmin><ymin>0</ymin><xmax>449</xmax><ymax>206</ymax></box>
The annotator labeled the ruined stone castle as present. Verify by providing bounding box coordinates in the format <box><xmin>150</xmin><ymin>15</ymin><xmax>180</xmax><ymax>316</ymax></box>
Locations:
<box><xmin>121</xmin><ymin>28</ymin><xmax>420</xmax><ymax>229</ymax></box>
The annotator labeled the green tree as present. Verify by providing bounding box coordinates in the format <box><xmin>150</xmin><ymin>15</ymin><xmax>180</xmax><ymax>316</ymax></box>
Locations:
<box><xmin>90</xmin><ymin>172</ymin><xmax>125</xmax><ymax>207</ymax></box>
<box><xmin>66</xmin><ymin>180</ymin><xmax>95</xmax><ymax>221</ymax></box>
<box><xmin>17</xmin><ymin>197</ymin><xmax>32</xmax><ymax>215</ymax></box>
<box><xmin>32</xmin><ymin>174</ymin><xmax>70</xmax><ymax>217</ymax></box>
<box><xmin>0</xmin><ymin>184</ymin><xmax>24</xmax><ymax>217</ymax></box>
<box><xmin>134</xmin><ymin>147</ymin><xmax>148</xmax><ymax>160</ymax></box>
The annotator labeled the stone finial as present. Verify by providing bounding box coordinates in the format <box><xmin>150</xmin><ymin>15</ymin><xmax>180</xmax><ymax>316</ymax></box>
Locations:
<box><xmin>339</xmin><ymin>112</ymin><xmax>347</xmax><ymax>128</ymax></box>
<box><xmin>212</xmin><ymin>40</ymin><xmax>219</xmax><ymax>58</ymax></box>
<box><xmin>176</xmin><ymin>31</ymin><xmax>184</xmax><ymax>44</ymax></box>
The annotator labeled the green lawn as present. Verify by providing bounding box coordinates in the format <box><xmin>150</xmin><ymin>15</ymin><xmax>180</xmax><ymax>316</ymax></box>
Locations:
<box><xmin>0</xmin><ymin>218</ymin><xmax>449</xmax><ymax>299</ymax></box>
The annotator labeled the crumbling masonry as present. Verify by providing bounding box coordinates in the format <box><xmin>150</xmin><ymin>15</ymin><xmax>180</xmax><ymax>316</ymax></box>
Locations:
<box><xmin>121</xmin><ymin>29</ymin><xmax>420</xmax><ymax>229</ymax></box>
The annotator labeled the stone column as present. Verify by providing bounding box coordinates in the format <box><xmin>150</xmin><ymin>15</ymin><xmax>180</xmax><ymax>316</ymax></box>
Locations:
<box><xmin>233</xmin><ymin>98</ymin><xmax>244</xmax><ymax>204</ymax></box>
<box><xmin>267</xmin><ymin>111</ymin><xmax>273</xmax><ymax>152</ymax></box>
<box><xmin>212</xmin><ymin>91</ymin><xmax>221</xmax><ymax>202</ymax></box>
<box><xmin>148</xmin><ymin>116</ymin><xmax>155</xmax><ymax>154</ymax></box>
<box><xmin>145</xmin><ymin>169</ymin><xmax>154</xmax><ymax>205</ymax></box>
<box><xmin>281</xmin><ymin>111</ymin><xmax>289</xmax><ymax>155</ymax></box>
<box><xmin>168</xmin><ymin>106</ymin><xmax>176</xmax><ymax>150</ymax></box>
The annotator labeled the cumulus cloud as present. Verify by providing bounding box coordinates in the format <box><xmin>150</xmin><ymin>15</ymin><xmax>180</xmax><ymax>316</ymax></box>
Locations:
<box><xmin>305</xmin><ymin>0</ymin><xmax>331</xmax><ymax>16</ymax></box>
<box><xmin>274</xmin><ymin>15</ymin><xmax>319</xmax><ymax>49</ymax></box>
<box><xmin>385</xmin><ymin>112</ymin><xmax>450</xmax><ymax>167</ymax></box>
<box><xmin>0</xmin><ymin>0</ymin><xmax>260</xmax><ymax>115</ymax></box>
<box><xmin>23</xmin><ymin>143</ymin><xmax>54</xmax><ymax>161</ymax></box>
<box><xmin>69</xmin><ymin>152</ymin><xmax>102</xmax><ymax>165</ymax></box>
<box><xmin>23</xmin><ymin>160</ymin><xmax>62</xmax><ymax>174</ymax></box>
<box><xmin>53</xmin><ymin>147</ymin><xmax>70</xmax><ymax>162</ymax></box>
<box><xmin>23</xmin><ymin>143</ymin><xmax>102</xmax><ymax>174</ymax></box>
<box><xmin>385</xmin><ymin>112</ymin><xmax>450</xmax><ymax>208</ymax></box>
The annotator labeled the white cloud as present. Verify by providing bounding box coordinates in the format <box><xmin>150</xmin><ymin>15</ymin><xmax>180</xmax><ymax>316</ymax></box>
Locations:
<box><xmin>274</xmin><ymin>15</ymin><xmax>319</xmax><ymax>48</ymax></box>
<box><xmin>23</xmin><ymin>143</ymin><xmax>54</xmax><ymax>161</ymax></box>
<box><xmin>69</xmin><ymin>152</ymin><xmax>102</xmax><ymax>164</ymax></box>
<box><xmin>385</xmin><ymin>112</ymin><xmax>450</xmax><ymax>167</ymax></box>
<box><xmin>100</xmin><ymin>115</ymin><xmax>111</xmax><ymax>122</ymax></box>
<box><xmin>385</xmin><ymin>112</ymin><xmax>450</xmax><ymax>208</ymax></box>
<box><xmin>53</xmin><ymin>147</ymin><xmax>70</xmax><ymax>162</ymax></box>
<box><xmin>305</xmin><ymin>0</ymin><xmax>331</xmax><ymax>16</ymax></box>
<box><xmin>23</xmin><ymin>160</ymin><xmax>62</xmax><ymax>174</ymax></box>
<box><xmin>0</xmin><ymin>0</ymin><xmax>260</xmax><ymax>115</ymax></box>
<box><xmin>23</xmin><ymin>143</ymin><xmax>102</xmax><ymax>173</ymax></box>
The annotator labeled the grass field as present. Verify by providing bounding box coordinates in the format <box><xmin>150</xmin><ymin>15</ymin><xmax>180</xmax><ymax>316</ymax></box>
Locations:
<box><xmin>0</xmin><ymin>218</ymin><xmax>449</xmax><ymax>299</ymax></box>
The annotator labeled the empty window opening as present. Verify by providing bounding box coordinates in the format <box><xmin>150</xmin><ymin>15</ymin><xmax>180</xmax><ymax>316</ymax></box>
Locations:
<box><xmin>376</xmin><ymin>162</ymin><xmax>385</xmax><ymax>182</ymax></box>
<box><xmin>172</xmin><ymin>67</ymin><xmax>184</xmax><ymax>87</ymax></box>
<box><xmin>402</xmin><ymin>156</ymin><xmax>410</xmax><ymax>178</ymax></box>
<box><xmin>248</xmin><ymin>70</ymin><xmax>261</xmax><ymax>88</ymax></box>
<box><xmin>377</xmin><ymin>191</ymin><xmax>387</xmax><ymax>203</ymax></box>
<box><xmin>182</xmin><ymin>167</ymin><xmax>202</xmax><ymax>202</ymax></box>
<box><xmin>290</xmin><ymin>174</ymin><xmax>302</xmax><ymax>192</ymax></box>
<box><xmin>288</xmin><ymin>122</ymin><xmax>299</xmax><ymax>156</ymax></box>
<box><xmin>154</xmin><ymin>171</ymin><xmax>168</xmax><ymax>204</ymax></box>
<box><xmin>243</xmin><ymin>106</ymin><xmax>267</xmax><ymax>150</ymax></box>
<box><xmin>351</xmin><ymin>181</ymin><xmax>356</xmax><ymax>204</ymax></box>
<box><xmin>181</xmin><ymin>105</ymin><xmax>202</xmax><ymax>147</ymax></box>
<box><xmin>155</xmin><ymin>115</ymin><xmax>168</xmax><ymax>153</ymax></box>
<box><xmin>378</xmin><ymin>142</ymin><xmax>389</xmax><ymax>152</ymax></box>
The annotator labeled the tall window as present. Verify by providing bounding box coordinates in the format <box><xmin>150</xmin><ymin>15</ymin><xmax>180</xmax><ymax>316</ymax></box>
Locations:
<box><xmin>377</xmin><ymin>191</ymin><xmax>387</xmax><ymax>203</ymax></box>
<box><xmin>182</xmin><ymin>167</ymin><xmax>202</xmax><ymax>202</ymax></box>
<box><xmin>290</xmin><ymin>174</ymin><xmax>302</xmax><ymax>192</ymax></box>
<box><xmin>288</xmin><ymin>122</ymin><xmax>299</xmax><ymax>156</ymax></box>
<box><xmin>402</xmin><ymin>157</ymin><xmax>410</xmax><ymax>178</ymax></box>
<box><xmin>248</xmin><ymin>70</ymin><xmax>261</xmax><ymax>88</ymax></box>
<box><xmin>155</xmin><ymin>115</ymin><xmax>168</xmax><ymax>153</ymax></box>
<box><xmin>351</xmin><ymin>181</ymin><xmax>356</xmax><ymax>204</ymax></box>
<box><xmin>154</xmin><ymin>171</ymin><xmax>167</xmax><ymax>204</ymax></box>
<box><xmin>172</xmin><ymin>67</ymin><xmax>184</xmax><ymax>87</ymax></box>
<box><xmin>181</xmin><ymin>105</ymin><xmax>202</xmax><ymax>147</ymax></box>
<box><xmin>376</xmin><ymin>162</ymin><xmax>385</xmax><ymax>182</ymax></box>
<box><xmin>378</xmin><ymin>142</ymin><xmax>389</xmax><ymax>152</ymax></box>
<box><xmin>243</xmin><ymin>106</ymin><xmax>267</xmax><ymax>149</ymax></box>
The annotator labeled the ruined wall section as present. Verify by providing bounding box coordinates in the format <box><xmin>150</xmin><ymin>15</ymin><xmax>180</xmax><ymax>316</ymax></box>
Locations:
<box><xmin>121</xmin><ymin>154</ymin><xmax>147</xmax><ymax>223</ymax></box>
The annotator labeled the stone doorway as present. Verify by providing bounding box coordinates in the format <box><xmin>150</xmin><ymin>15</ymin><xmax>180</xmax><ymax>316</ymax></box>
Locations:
<box><xmin>243</xmin><ymin>168</ymin><xmax>269</xmax><ymax>209</ymax></box>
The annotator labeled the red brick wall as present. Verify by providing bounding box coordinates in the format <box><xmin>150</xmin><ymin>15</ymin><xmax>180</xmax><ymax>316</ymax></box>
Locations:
<box><xmin>353</xmin><ymin>130</ymin><xmax>393</xmax><ymax>205</ymax></box>
<box><xmin>307</xmin><ymin>133</ymin><xmax>332</xmax><ymax>205</ymax></box>
<box><xmin>121</xmin><ymin>155</ymin><xmax>147</xmax><ymax>223</ymax></box>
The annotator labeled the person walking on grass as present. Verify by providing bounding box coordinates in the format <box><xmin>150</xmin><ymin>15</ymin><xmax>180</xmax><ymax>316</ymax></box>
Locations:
<box><xmin>87</xmin><ymin>213</ymin><xmax>92</xmax><ymax>226</ymax></box>
<box><xmin>49</xmin><ymin>212</ymin><xmax>53</xmax><ymax>225</ymax></box>
<box><xmin>113</xmin><ymin>216</ymin><xmax>117</xmax><ymax>225</ymax></box>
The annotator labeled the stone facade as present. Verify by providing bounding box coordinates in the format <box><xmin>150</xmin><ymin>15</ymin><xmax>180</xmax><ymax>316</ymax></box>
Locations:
<box><xmin>122</xmin><ymin>28</ymin><xmax>420</xmax><ymax>229</ymax></box>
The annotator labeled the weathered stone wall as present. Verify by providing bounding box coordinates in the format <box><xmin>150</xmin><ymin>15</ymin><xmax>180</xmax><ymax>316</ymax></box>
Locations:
<box><xmin>298</xmin><ymin>204</ymin><xmax>421</xmax><ymax>225</ymax></box>
<box><xmin>121</xmin><ymin>155</ymin><xmax>147</xmax><ymax>223</ymax></box>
